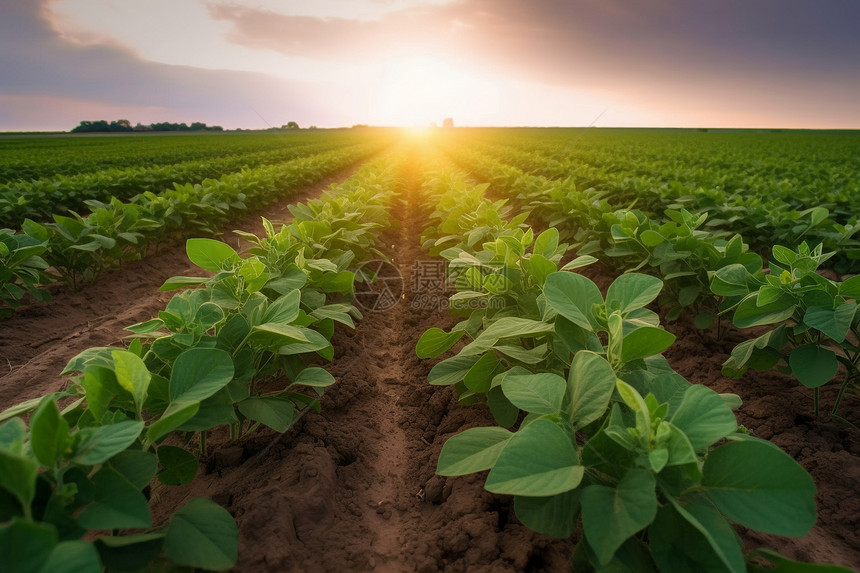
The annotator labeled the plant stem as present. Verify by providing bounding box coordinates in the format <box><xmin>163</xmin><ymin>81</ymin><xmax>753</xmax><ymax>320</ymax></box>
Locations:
<box><xmin>831</xmin><ymin>373</ymin><xmax>854</xmax><ymax>417</ymax></box>
<box><xmin>814</xmin><ymin>387</ymin><xmax>820</xmax><ymax>417</ymax></box>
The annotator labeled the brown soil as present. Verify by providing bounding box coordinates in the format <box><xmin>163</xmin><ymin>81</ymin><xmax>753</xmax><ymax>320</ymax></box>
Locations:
<box><xmin>1</xmin><ymin>153</ymin><xmax>858</xmax><ymax>572</ymax></box>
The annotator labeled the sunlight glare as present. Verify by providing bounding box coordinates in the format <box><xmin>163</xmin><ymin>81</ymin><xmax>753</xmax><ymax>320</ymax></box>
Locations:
<box><xmin>369</xmin><ymin>55</ymin><xmax>499</xmax><ymax>126</ymax></box>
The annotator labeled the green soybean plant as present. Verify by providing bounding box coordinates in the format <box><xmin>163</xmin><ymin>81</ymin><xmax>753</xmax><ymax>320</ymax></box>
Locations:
<box><xmin>122</xmin><ymin>237</ymin><xmax>346</xmax><ymax>447</ymax></box>
<box><xmin>713</xmin><ymin>241</ymin><xmax>860</xmax><ymax>420</ymax></box>
<box><xmin>0</xmin><ymin>396</ymin><xmax>238</xmax><ymax>572</ymax></box>
<box><xmin>429</xmin><ymin>271</ymin><xmax>831</xmax><ymax>572</ymax></box>
<box><xmin>0</xmin><ymin>220</ymin><xmax>52</xmax><ymax>316</ymax></box>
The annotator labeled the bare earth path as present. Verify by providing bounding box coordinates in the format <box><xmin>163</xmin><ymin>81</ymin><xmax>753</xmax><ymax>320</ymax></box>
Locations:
<box><xmin>149</xmin><ymin>147</ymin><xmax>575</xmax><ymax>572</ymax></box>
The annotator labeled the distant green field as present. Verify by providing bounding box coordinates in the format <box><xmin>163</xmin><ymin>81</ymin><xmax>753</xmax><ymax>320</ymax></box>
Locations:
<box><xmin>435</xmin><ymin>128</ymin><xmax>860</xmax><ymax>270</ymax></box>
<box><xmin>0</xmin><ymin>130</ymin><xmax>375</xmax><ymax>227</ymax></box>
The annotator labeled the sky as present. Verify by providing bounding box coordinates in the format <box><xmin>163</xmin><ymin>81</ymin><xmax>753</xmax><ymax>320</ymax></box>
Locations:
<box><xmin>0</xmin><ymin>0</ymin><xmax>858</xmax><ymax>131</ymax></box>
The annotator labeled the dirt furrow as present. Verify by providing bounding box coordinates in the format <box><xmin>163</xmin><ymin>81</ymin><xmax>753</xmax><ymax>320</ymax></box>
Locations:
<box><xmin>174</xmin><ymin>147</ymin><xmax>573</xmax><ymax>572</ymax></box>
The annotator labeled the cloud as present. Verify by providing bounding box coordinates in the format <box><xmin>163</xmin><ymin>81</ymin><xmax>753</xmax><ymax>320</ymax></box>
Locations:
<box><xmin>0</xmin><ymin>0</ymin><xmax>350</xmax><ymax>130</ymax></box>
<box><xmin>208</xmin><ymin>0</ymin><xmax>860</xmax><ymax>126</ymax></box>
<box><xmin>2</xmin><ymin>0</ymin><xmax>858</xmax><ymax>128</ymax></box>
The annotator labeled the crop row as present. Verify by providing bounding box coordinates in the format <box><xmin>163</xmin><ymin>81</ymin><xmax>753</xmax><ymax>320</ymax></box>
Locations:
<box><xmin>0</xmin><ymin>131</ymin><xmax>361</xmax><ymax>183</ymax></box>
<box><xmin>440</xmin><ymin>144</ymin><xmax>860</xmax><ymax>418</ymax></box>
<box><xmin>440</xmin><ymin>133</ymin><xmax>860</xmax><ymax>273</ymax></box>
<box><xmin>413</xmin><ymin>156</ymin><xmax>846</xmax><ymax>572</ymax></box>
<box><xmin>467</xmin><ymin>129</ymin><xmax>860</xmax><ymax>222</ymax></box>
<box><xmin>1</xmin><ymin>141</ymin><xmax>386</xmax><ymax>316</ymax></box>
<box><xmin>0</xmin><ymin>139</ymin><xmax>371</xmax><ymax>228</ymax></box>
<box><xmin>0</xmin><ymin>153</ymin><xmax>403</xmax><ymax>571</ymax></box>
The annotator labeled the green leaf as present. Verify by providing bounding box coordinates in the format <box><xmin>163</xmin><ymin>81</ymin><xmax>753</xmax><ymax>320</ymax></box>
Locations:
<box><xmin>702</xmin><ymin>440</ymin><xmax>817</xmax><ymax>536</ymax></box>
<box><xmin>733</xmin><ymin>294</ymin><xmax>796</xmax><ymax>328</ymax></box>
<box><xmin>111</xmin><ymin>350</ymin><xmax>150</xmax><ymax>415</ymax></box>
<box><xmin>803</xmin><ymin>304</ymin><xmax>856</xmax><ymax>343</ymax></box>
<box><xmin>533</xmin><ymin>227</ymin><xmax>559</xmax><ymax>258</ymax></box>
<box><xmin>789</xmin><ymin>344</ymin><xmax>838</xmax><ymax>389</ymax></box>
<box><xmin>77</xmin><ymin>467</ymin><xmax>152</xmax><ymax>529</ymax></box>
<box><xmin>756</xmin><ymin>285</ymin><xmax>784</xmax><ymax>307</ymax></box>
<box><xmin>514</xmin><ymin>489</ymin><xmax>580</xmax><ymax>539</ymax></box>
<box><xmin>650</xmin><ymin>503</ymin><xmax>742</xmax><ymax>573</ymax></box>
<box><xmin>163</xmin><ymin>498</ymin><xmax>238</xmax><ymax>571</ymax></box>
<box><xmin>543</xmin><ymin>271</ymin><xmax>603</xmax><ymax>330</ymax></box>
<box><xmin>262</xmin><ymin>289</ymin><xmax>301</xmax><ymax>325</ymax></box>
<box><xmin>124</xmin><ymin>318</ymin><xmax>165</xmax><ymax>335</ymax></box>
<box><xmin>463</xmin><ymin>352</ymin><xmax>500</xmax><ymax>393</ymax></box>
<box><xmin>525</xmin><ymin>254</ymin><xmax>557</xmax><ymax>286</ymax></box>
<box><xmin>771</xmin><ymin>245</ymin><xmax>796</xmax><ymax>266</ymax></box>
<box><xmin>427</xmin><ymin>355</ymin><xmax>479</xmax><ymax>386</ymax></box>
<box><xmin>0</xmin><ymin>448</ymin><xmax>38</xmax><ymax>513</ymax></box>
<box><xmin>0</xmin><ymin>418</ymin><xmax>27</xmax><ymax>449</ymax></box>
<box><xmin>159</xmin><ymin>275</ymin><xmax>210</xmax><ymax>291</ymax></box>
<box><xmin>485</xmin><ymin>419</ymin><xmax>583</xmax><ymax>496</ymax></box>
<box><xmin>0</xmin><ymin>519</ymin><xmax>57</xmax><ymax>573</ymax></box>
<box><xmin>145</xmin><ymin>402</ymin><xmax>199</xmax><ymax>444</ymax></box>
<box><xmin>658</xmin><ymin>422</ymin><xmax>698</xmax><ymax>467</ymax></box>
<box><xmin>107</xmin><ymin>450</ymin><xmax>157</xmax><ymax>491</ymax></box>
<box><xmin>711</xmin><ymin>264</ymin><xmax>753</xmax><ymax>297</ymax></box>
<box><xmin>837</xmin><ymin>274</ymin><xmax>860</xmax><ymax>299</ymax></box>
<box><xmin>238</xmin><ymin>397</ymin><xmax>295</xmax><ymax>433</ymax></box>
<box><xmin>488</xmin><ymin>386</ymin><xmax>519</xmax><ymax>428</ymax></box>
<box><xmin>437</xmin><ymin>426</ymin><xmax>514</xmax><ymax>475</ymax></box>
<box><xmin>502</xmin><ymin>373</ymin><xmax>565</xmax><ymax>415</ymax></box>
<box><xmin>157</xmin><ymin>446</ymin><xmax>199</xmax><ymax>486</ymax></box>
<box><xmin>567</xmin><ymin>351</ymin><xmax>616</xmax><ymax>429</ymax></box>
<box><xmin>169</xmin><ymin>348</ymin><xmax>235</xmax><ymax>404</ymax></box>
<box><xmin>581</xmin><ymin>469</ymin><xmax>657</xmax><ymax>565</ymax></box>
<box><xmin>416</xmin><ymin>328</ymin><xmax>464</xmax><ymax>358</ymax></box>
<box><xmin>39</xmin><ymin>540</ymin><xmax>101</xmax><ymax>573</ymax></box>
<box><xmin>72</xmin><ymin>420</ymin><xmax>144</xmax><ymax>466</ymax></box>
<box><xmin>616</xmin><ymin>380</ymin><xmax>650</xmax><ymax>443</ymax></box>
<box><xmin>460</xmin><ymin>318</ymin><xmax>554</xmax><ymax>356</ymax></box>
<box><xmin>668</xmin><ymin>496</ymin><xmax>746</xmax><ymax>573</ymax></box>
<box><xmin>294</xmin><ymin>367</ymin><xmax>335</xmax><ymax>388</ymax></box>
<box><xmin>669</xmin><ymin>385</ymin><xmax>738</xmax><ymax>452</ymax></box>
<box><xmin>186</xmin><ymin>238</ymin><xmax>239</xmax><ymax>272</ymax></box>
<box><xmin>640</xmin><ymin>229</ymin><xmax>665</xmax><ymax>247</ymax></box>
<box><xmin>30</xmin><ymin>397</ymin><xmax>69</xmax><ymax>468</ymax></box>
<box><xmin>560</xmin><ymin>255</ymin><xmax>598</xmax><ymax>271</ymax></box>
<box><xmin>620</xmin><ymin>326</ymin><xmax>676</xmax><ymax>362</ymax></box>
<box><xmin>606</xmin><ymin>273</ymin><xmax>663</xmax><ymax>314</ymax></box>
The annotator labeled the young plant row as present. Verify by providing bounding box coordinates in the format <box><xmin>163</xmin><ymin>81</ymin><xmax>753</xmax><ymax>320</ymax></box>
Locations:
<box><xmin>713</xmin><ymin>242</ymin><xmax>860</xmax><ymax>422</ymax></box>
<box><xmin>459</xmin><ymin>130</ymin><xmax>860</xmax><ymax>271</ymax></box>
<box><xmin>443</xmin><ymin>136</ymin><xmax>860</xmax><ymax>274</ymax></box>
<box><xmin>443</xmin><ymin>144</ymin><xmax>860</xmax><ymax>419</ymax></box>
<box><xmin>441</xmin><ymin>143</ymin><xmax>759</xmax><ymax>328</ymax></box>
<box><xmin>0</xmin><ymin>140</ymin><xmax>338</xmax><ymax>228</ymax></box>
<box><xmin>414</xmin><ymin>161</ymin><xmax>843</xmax><ymax>572</ymax></box>
<box><xmin>0</xmin><ymin>142</ymin><xmax>383</xmax><ymax>316</ymax></box>
<box><xmin>0</xmin><ymin>155</ymin><xmax>402</xmax><ymax>571</ymax></box>
<box><xmin>0</xmin><ymin>131</ymin><xmax>343</xmax><ymax>183</ymax></box>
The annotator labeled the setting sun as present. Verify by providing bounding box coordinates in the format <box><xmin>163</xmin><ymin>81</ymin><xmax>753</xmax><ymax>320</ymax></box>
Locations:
<box><xmin>369</xmin><ymin>55</ymin><xmax>499</xmax><ymax>126</ymax></box>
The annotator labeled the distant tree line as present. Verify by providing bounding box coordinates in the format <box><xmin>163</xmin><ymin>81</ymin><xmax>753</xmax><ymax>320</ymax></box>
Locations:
<box><xmin>71</xmin><ymin>119</ymin><xmax>223</xmax><ymax>133</ymax></box>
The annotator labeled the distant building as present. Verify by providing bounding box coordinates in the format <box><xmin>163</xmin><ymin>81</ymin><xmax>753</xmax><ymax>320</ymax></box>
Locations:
<box><xmin>442</xmin><ymin>118</ymin><xmax>454</xmax><ymax>128</ymax></box>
